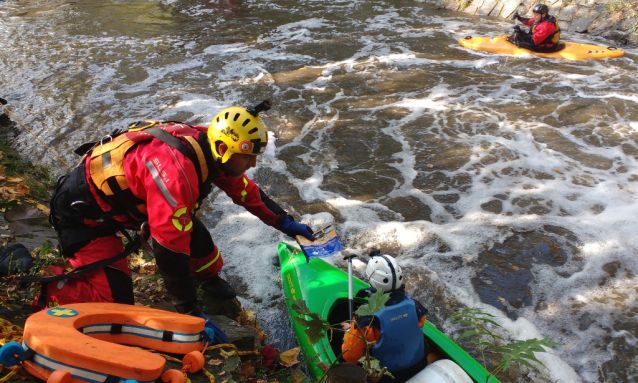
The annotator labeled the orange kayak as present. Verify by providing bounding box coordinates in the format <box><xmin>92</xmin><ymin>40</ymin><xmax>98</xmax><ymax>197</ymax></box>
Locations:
<box><xmin>459</xmin><ymin>35</ymin><xmax>625</xmax><ymax>60</ymax></box>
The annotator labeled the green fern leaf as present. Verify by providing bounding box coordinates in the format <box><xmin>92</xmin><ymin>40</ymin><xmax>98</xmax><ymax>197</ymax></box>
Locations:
<box><xmin>496</xmin><ymin>337</ymin><xmax>564</xmax><ymax>372</ymax></box>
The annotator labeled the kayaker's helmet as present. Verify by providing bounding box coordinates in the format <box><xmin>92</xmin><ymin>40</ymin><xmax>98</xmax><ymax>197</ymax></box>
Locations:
<box><xmin>366</xmin><ymin>254</ymin><xmax>403</xmax><ymax>293</ymax></box>
<box><xmin>208</xmin><ymin>100</ymin><xmax>271</xmax><ymax>163</ymax></box>
<box><xmin>532</xmin><ymin>4</ymin><xmax>549</xmax><ymax>14</ymax></box>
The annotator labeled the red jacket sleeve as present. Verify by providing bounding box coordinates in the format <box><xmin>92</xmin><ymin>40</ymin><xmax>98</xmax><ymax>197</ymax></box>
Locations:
<box><xmin>213</xmin><ymin>175</ymin><xmax>288</xmax><ymax>228</ymax></box>
<box><xmin>532</xmin><ymin>21</ymin><xmax>556</xmax><ymax>45</ymax></box>
<box><xmin>520</xmin><ymin>18</ymin><xmax>534</xmax><ymax>26</ymax></box>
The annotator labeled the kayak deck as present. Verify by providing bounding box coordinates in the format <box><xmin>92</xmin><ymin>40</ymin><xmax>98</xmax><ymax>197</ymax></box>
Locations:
<box><xmin>459</xmin><ymin>35</ymin><xmax>625</xmax><ymax>60</ymax></box>
<box><xmin>278</xmin><ymin>242</ymin><xmax>500</xmax><ymax>383</ymax></box>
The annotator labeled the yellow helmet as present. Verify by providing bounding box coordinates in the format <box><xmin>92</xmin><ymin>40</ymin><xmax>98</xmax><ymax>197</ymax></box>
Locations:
<box><xmin>208</xmin><ymin>100</ymin><xmax>271</xmax><ymax>163</ymax></box>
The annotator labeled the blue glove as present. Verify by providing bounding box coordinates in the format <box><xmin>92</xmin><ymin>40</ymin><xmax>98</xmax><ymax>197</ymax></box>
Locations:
<box><xmin>198</xmin><ymin>312</ymin><xmax>229</xmax><ymax>344</ymax></box>
<box><xmin>281</xmin><ymin>216</ymin><xmax>315</xmax><ymax>240</ymax></box>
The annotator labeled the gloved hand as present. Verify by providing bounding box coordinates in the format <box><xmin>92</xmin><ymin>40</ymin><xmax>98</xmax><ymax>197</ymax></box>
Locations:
<box><xmin>514</xmin><ymin>25</ymin><xmax>522</xmax><ymax>33</ymax></box>
<box><xmin>198</xmin><ymin>312</ymin><xmax>229</xmax><ymax>344</ymax></box>
<box><xmin>511</xmin><ymin>12</ymin><xmax>520</xmax><ymax>20</ymax></box>
<box><xmin>281</xmin><ymin>216</ymin><xmax>315</xmax><ymax>241</ymax></box>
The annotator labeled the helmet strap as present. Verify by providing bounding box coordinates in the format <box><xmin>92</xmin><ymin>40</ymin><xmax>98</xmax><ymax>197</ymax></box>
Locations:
<box><xmin>376</xmin><ymin>254</ymin><xmax>397</xmax><ymax>291</ymax></box>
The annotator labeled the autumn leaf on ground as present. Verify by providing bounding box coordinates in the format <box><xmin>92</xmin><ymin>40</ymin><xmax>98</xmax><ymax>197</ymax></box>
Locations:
<box><xmin>237</xmin><ymin>309</ymin><xmax>268</xmax><ymax>342</ymax></box>
<box><xmin>279</xmin><ymin>347</ymin><xmax>300</xmax><ymax>367</ymax></box>
<box><xmin>220</xmin><ymin>349</ymin><xmax>237</xmax><ymax>359</ymax></box>
<box><xmin>237</xmin><ymin>309</ymin><xmax>257</xmax><ymax>325</ymax></box>
<box><xmin>36</xmin><ymin>203</ymin><xmax>50</xmax><ymax>215</ymax></box>
<box><xmin>240</xmin><ymin>360</ymin><xmax>255</xmax><ymax>381</ymax></box>
<box><xmin>208</xmin><ymin>359</ymin><xmax>224</xmax><ymax>366</ymax></box>
<box><xmin>291</xmin><ymin>368</ymin><xmax>306</xmax><ymax>383</ymax></box>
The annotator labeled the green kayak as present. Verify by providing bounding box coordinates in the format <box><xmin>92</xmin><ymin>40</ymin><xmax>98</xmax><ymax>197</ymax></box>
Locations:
<box><xmin>278</xmin><ymin>242</ymin><xmax>500</xmax><ymax>383</ymax></box>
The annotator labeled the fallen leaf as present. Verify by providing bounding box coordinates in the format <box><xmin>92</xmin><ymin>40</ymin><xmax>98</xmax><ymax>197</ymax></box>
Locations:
<box><xmin>240</xmin><ymin>360</ymin><xmax>255</xmax><ymax>381</ymax></box>
<box><xmin>279</xmin><ymin>347</ymin><xmax>301</xmax><ymax>367</ymax></box>
<box><xmin>426</xmin><ymin>164</ymin><xmax>434</xmax><ymax>169</ymax></box>
<box><xmin>218</xmin><ymin>371</ymin><xmax>226</xmax><ymax>376</ymax></box>
<box><xmin>555</xmin><ymin>168</ymin><xmax>561</xmax><ymax>171</ymax></box>
<box><xmin>565</xmin><ymin>343</ymin><xmax>571</xmax><ymax>350</ymax></box>
<box><xmin>512</xmin><ymin>265</ymin><xmax>519</xmax><ymax>270</ymax></box>
<box><xmin>36</xmin><ymin>204</ymin><xmax>51</xmax><ymax>215</ymax></box>
<box><xmin>237</xmin><ymin>309</ymin><xmax>257</xmax><ymax>325</ymax></box>
<box><xmin>220</xmin><ymin>349</ymin><xmax>236</xmax><ymax>359</ymax></box>
<box><xmin>498</xmin><ymin>297</ymin><xmax>506</xmax><ymax>302</ymax></box>
<box><xmin>208</xmin><ymin>359</ymin><xmax>224</xmax><ymax>366</ymax></box>
<box><xmin>291</xmin><ymin>368</ymin><xmax>306</xmax><ymax>383</ymax></box>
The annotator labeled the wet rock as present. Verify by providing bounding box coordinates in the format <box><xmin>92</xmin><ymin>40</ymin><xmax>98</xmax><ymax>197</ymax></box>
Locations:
<box><xmin>600</xmin><ymin>318</ymin><xmax>638</xmax><ymax>382</ymax></box>
<box><xmin>570</xmin><ymin>8</ymin><xmax>601</xmax><ymax>32</ymax></box>
<box><xmin>432</xmin><ymin>193</ymin><xmax>460</xmax><ymax>204</ymax></box>
<box><xmin>481</xmin><ymin>199</ymin><xmax>503</xmax><ymax>214</ymax></box>
<box><xmin>616</xmin><ymin>17</ymin><xmax>638</xmax><ymax>32</ymax></box>
<box><xmin>578</xmin><ymin>312</ymin><xmax>594</xmax><ymax>331</ymax></box>
<box><xmin>477</xmin><ymin>0</ymin><xmax>499</xmax><ymax>15</ymax></box>
<box><xmin>202</xmin><ymin>295</ymin><xmax>243</xmax><ymax>320</ymax></box>
<box><xmin>575</xmin><ymin>0</ymin><xmax>596</xmax><ymax>7</ymax></box>
<box><xmin>443</xmin><ymin>204</ymin><xmax>463</xmax><ymax>219</ymax></box>
<box><xmin>385</xmin><ymin>195</ymin><xmax>432</xmax><ymax>222</ymax></box>
<box><xmin>489</xmin><ymin>2</ymin><xmax>504</xmax><ymax>16</ymax></box>
<box><xmin>602</xmin><ymin>261</ymin><xmax>621</xmax><ymax>277</ymax></box>
<box><xmin>210</xmin><ymin>314</ymin><xmax>260</xmax><ymax>351</ymax></box>
<box><xmin>501</xmin><ymin>1</ymin><xmax>521</xmax><ymax>19</ymax></box>
<box><xmin>472</xmin><ymin>227</ymin><xmax>580</xmax><ymax>317</ymax></box>
<box><xmin>559</xmin><ymin>4</ymin><xmax>580</xmax><ymax>21</ymax></box>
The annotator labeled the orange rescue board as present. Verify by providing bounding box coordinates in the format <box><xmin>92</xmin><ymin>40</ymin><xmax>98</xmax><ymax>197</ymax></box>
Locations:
<box><xmin>20</xmin><ymin>302</ymin><xmax>205</xmax><ymax>382</ymax></box>
<box><xmin>459</xmin><ymin>35</ymin><xmax>625</xmax><ymax>60</ymax></box>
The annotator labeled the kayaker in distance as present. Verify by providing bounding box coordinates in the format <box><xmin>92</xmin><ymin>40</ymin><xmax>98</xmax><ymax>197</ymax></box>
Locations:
<box><xmin>510</xmin><ymin>4</ymin><xmax>562</xmax><ymax>53</ymax></box>
<box><xmin>342</xmin><ymin>250</ymin><xmax>430</xmax><ymax>382</ymax></box>
<box><xmin>32</xmin><ymin>100</ymin><xmax>316</xmax><ymax>343</ymax></box>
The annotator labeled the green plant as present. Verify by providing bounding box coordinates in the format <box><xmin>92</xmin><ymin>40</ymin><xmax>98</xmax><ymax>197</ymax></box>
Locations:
<box><xmin>0</xmin><ymin>140</ymin><xmax>55</xmax><ymax>201</ymax></box>
<box><xmin>289</xmin><ymin>289</ymin><xmax>393</xmax><ymax>382</ymax></box>
<box><xmin>27</xmin><ymin>239</ymin><xmax>65</xmax><ymax>274</ymax></box>
<box><xmin>451</xmin><ymin>308</ymin><xmax>563</xmax><ymax>381</ymax></box>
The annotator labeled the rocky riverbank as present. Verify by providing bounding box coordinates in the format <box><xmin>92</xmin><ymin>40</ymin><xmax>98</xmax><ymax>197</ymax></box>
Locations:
<box><xmin>430</xmin><ymin>0</ymin><xmax>638</xmax><ymax>45</ymax></box>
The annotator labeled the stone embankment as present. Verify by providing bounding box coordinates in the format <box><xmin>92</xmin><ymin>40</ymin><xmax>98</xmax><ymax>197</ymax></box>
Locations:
<box><xmin>432</xmin><ymin>0</ymin><xmax>638</xmax><ymax>45</ymax></box>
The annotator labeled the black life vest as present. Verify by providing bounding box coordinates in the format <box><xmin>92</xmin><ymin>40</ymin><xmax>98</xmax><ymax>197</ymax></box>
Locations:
<box><xmin>86</xmin><ymin>121</ymin><xmax>217</xmax><ymax>223</ymax></box>
<box><xmin>531</xmin><ymin>16</ymin><xmax>560</xmax><ymax>47</ymax></box>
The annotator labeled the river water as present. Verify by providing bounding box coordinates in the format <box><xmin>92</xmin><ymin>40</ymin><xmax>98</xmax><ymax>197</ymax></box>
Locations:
<box><xmin>2</xmin><ymin>0</ymin><xmax>638</xmax><ymax>381</ymax></box>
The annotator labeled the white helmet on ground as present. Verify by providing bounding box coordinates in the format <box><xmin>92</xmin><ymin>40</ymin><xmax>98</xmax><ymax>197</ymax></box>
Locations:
<box><xmin>365</xmin><ymin>253</ymin><xmax>403</xmax><ymax>292</ymax></box>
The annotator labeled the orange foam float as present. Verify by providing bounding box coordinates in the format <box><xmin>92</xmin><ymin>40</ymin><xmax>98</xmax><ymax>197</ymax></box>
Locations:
<box><xmin>0</xmin><ymin>302</ymin><xmax>208</xmax><ymax>383</ymax></box>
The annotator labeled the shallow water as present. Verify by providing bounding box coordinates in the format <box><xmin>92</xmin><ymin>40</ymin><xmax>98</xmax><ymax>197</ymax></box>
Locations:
<box><xmin>2</xmin><ymin>0</ymin><xmax>638</xmax><ymax>381</ymax></box>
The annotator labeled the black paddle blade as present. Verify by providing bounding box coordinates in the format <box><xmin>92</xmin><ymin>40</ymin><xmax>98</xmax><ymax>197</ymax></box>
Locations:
<box><xmin>0</xmin><ymin>98</ymin><xmax>7</xmax><ymax>106</ymax></box>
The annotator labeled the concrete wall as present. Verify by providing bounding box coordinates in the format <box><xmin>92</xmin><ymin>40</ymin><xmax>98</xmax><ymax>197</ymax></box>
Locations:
<box><xmin>432</xmin><ymin>0</ymin><xmax>638</xmax><ymax>45</ymax></box>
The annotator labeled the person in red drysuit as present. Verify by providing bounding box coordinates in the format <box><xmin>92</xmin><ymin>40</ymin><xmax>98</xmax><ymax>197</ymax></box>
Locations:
<box><xmin>511</xmin><ymin>4</ymin><xmax>562</xmax><ymax>53</ymax></box>
<box><xmin>41</xmin><ymin>101</ymin><xmax>315</xmax><ymax>338</ymax></box>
